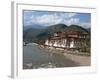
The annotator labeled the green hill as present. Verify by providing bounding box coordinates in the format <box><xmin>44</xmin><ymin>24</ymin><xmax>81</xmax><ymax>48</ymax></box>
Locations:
<box><xmin>23</xmin><ymin>24</ymin><xmax>89</xmax><ymax>44</ymax></box>
<box><xmin>23</xmin><ymin>28</ymin><xmax>45</xmax><ymax>43</ymax></box>
<box><xmin>66</xmin><ymin>25</ymin><xmax>88</xmax><ymax>33</ymax></box>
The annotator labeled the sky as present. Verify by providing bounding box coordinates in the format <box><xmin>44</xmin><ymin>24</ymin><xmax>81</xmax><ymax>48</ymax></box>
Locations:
<box><xmin>23</xmin><ymin>10</ymin><xmax>91</xmax><ymax>28</ymax></box>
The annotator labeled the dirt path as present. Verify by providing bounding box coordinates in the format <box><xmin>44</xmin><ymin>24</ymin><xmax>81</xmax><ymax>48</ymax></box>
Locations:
<box><xmin>63</xmin><ymin>53</ymin><xmax>90</xmax><ymax>66</ymax></box>
<box><xmin>39</xmin><ymin>46</ymin><xmax>91</xmax><ymax>66</ymax></box>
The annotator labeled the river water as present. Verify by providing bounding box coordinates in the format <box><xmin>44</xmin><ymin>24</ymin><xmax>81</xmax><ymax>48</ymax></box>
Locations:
<box><xmin>23</xmin><ymin>43</ymin><xmax>79</xmax><ymax>69</ymax></box>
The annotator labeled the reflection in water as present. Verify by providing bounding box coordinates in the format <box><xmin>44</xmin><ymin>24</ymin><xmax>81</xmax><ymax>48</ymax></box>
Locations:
<box><xmin>23</xmin><ymin>43</ymin><xmax>79</xmax><ymax>69</ymax></box>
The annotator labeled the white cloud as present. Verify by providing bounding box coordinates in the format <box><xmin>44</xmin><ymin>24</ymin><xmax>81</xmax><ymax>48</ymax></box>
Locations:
<box><xmin>24</xmin><ymin>12</ymin><xmax>90</xmax><ymax>28</ymax></box>
<box><xmin>78</xmin><ymin>22</ymin><xmax>90</xmax><ymax>28</ymax></box>
<box><xmin>27</xmin><ymin>13</ymin><xmax>77</xmax><ymax>26</ymax></box>
<box><xmin>68</xmin><ymin>13</ymin><xmax>77</xmax><ymax>18</ymax></box>
<box><xmin>35</xmin><ymin>13</ymin><xmax>62</xmax><ymax>26</ymax></box>
<box><xmin>64</xmin><ymin>13</ymin><xmax>77</xmax><ymax>18</ymax></box>
<box><xmin>64</xmin><ymin>18</ymin><xmax>80</xmax><ymax>26</ymax></box>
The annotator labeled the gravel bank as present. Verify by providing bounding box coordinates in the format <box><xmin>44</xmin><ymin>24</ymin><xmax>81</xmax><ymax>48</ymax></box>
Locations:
<box><xmin>39</xmin><ymin>46</ymin><xmax>91</xmax><ymax>66</ymax></box>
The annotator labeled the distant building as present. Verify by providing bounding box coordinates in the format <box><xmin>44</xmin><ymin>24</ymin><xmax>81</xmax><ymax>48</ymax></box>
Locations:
<box><xmin>45</xmin><ymin>31</ymin><xmax>88</xmax><ymax>49</ymax></box>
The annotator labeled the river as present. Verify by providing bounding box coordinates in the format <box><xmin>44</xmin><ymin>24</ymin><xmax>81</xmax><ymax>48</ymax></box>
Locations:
<box><xmin>23</xmin><ymin>43</ymin><xmax>79</xmax><ymax>69</ymax></box>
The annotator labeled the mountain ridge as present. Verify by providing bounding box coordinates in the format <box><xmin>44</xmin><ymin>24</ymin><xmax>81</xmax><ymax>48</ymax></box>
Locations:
<box><xmin>23</xmin><ymin>24</ymin><xmax>90</xmax><ymax>44</ymax></box>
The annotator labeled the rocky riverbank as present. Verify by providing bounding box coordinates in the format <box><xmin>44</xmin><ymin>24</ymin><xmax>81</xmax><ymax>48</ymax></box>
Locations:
<box><xmin>39</xmin><ymin>45</ymin><xmax>90</xmax><ymax>56</ymax></box>
<box><xmin>23</xmin><ymin>43</ymin><xmax>90</xmax><ymax>69</ymax></box>
<box><xmin>38</xmin><ymin>45</ymin><xmax>91</xmax><ymax>66</ymax></box>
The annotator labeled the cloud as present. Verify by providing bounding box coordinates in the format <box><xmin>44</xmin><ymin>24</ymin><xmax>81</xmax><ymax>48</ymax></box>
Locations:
<box><xmin>64</xmin><ymin>18</ymin><xmax>90</xmax><ymax>28</ymax></box>
<box><xmin>32</xmin><ymin>13</ymin><xmax>62</xmax><ymax>26</ymax></box>
<box><xmin>24</xmin><ymin>11</ymin><xmax>90</xmax><ymax>28</ymax></box>
<box><xmin>78</xmin><ymin>22</ymin><xmax>90</xmax><ymax>29</ymax></box>
<box><xmin>63</xmin><ymin>18</ymin><xmax>80</xmax><ymax>26</ymax></box>
<box><xmin>25</xmin><ymin>13</ymin><xmax>77</xmax><ymax>26</ymax></box>
<box><xmin>60</xmin><ymin>13</ymin><xmax>77</xmax><ymax>19</ymax></box>
<box><xmin>67</xmin><ymin>13</ymin><xmax>77</xmax><ymax>18</ymax></box>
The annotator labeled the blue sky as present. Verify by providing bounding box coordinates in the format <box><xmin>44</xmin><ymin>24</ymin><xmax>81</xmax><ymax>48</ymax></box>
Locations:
<box><xmin>23</xmin><ymin>10</ymin><xmax>91</xmax><ymax>28</ymax></box>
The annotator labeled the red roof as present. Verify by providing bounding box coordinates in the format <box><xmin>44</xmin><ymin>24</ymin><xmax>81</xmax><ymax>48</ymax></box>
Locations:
<box><xmin>50</xmin><ymin>31</ymin><xmax>88</xmax><ymax>39</ymax></box>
